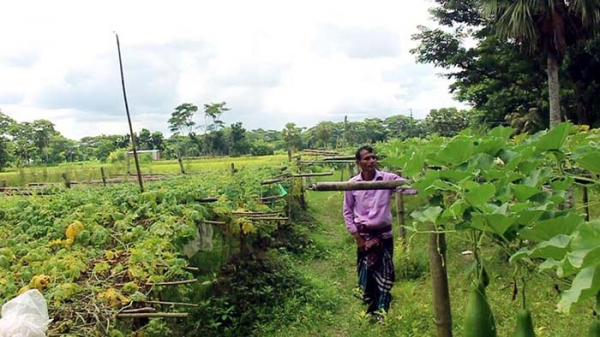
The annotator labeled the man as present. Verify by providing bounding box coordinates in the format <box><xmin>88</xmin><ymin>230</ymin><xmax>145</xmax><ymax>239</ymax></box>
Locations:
<box><xmin>343</xmin><ymin>145</ymin><xmax>417</xmax><ymax>321</ymax></box>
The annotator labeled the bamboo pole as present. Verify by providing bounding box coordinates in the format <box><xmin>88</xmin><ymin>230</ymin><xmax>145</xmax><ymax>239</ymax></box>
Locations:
<box><xmin>177</xmin><ymin>151</ymin><xmax>186</xmax><ymax>175</ymax></box>
<box><xmin>202</xmin><ymin>220</ymin><xmax>226</xmax><ymax>225</ymax></box>
<box><xmin>116</xmin><ymin>313</ymin><xmax>188</xmax><ymax>318</ymax></box>
<box><xmin>248</xmin><ymin>217</ymin><xmax>289</xmax><ymax>221</ymax></box>
<box><xmin>115</xmin><ymin>32</ymin><xmax>144</xmax><ymax>193</ymax></box>
<box><xmin>259</xmin><ymin>195</ymin><xmax>286</xmax><ymax>201</ymax></box>
<box><xmin>142</xmin><ymin>300</ymin><xmax>199</xmax><ymax>307</ymax></box>
<box><xmin>299</xmin><ymin>160</ymin><xmax>355</xmax><ymax>165</ymax></box>
<box><xmin>428</xmin><ymin>223</ymin><xmax>453</xmax><ymax>337</ymax></box>
<box><xmin>322</xmin><ymin>156</ymin><xmax>355</xmax><ymax>161</ymax></box>
<box><xmin>396</xmin><ymin>193</ymin><xmax>407</xmax><ymax>243</ymax></box>
<box><xmin>290</xmin><ymin>171</ymin><xmax>334</xmax><ymax>177</ymax></box>
<box><xmin>61</xmin><ymin>172</ymin><xmax>71</xmax><ymax>189</ymax></box>
<box><xmin>308</xmin><ymin>180</ymin><xmax>410</xmax><ymax>191</ymax></box>
<box><xmin>261</xmin><ymin>178</ymin><xmax>285</xmax><ymax>185</ymax></box>
<box><xmin>100</xmin><ymin>167</ymin><xmax>107</xmax><ymax>187</ymax></box>
<box><xmin>144</xmin><ymin>279</ymin><xmax>198</xmax><ymax>286</ymax></box>
<box><xmin>583</xmin><ymin>186</ymin><xmax>590</xmax><ymax>222</ymax></box>
<box><xmin>196</xmin><ymin>197</ymin><xmax>218</xmax><ymax>203</ymax></box>
<box><xmin>121</xmin><ymin>307</ymin><xmax>156</xmax><ymax>314</ymax></box>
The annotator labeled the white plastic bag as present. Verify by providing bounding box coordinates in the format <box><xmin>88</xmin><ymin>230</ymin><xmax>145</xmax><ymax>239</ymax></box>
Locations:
<box><xmin>182</xmin><ymin>222</ymin><xmax>214</xmax><ymax>258</ymax></box>
<box><xmin>0</xmin><ymin>289</ymin><xmax>51</xmax><ymax>337</ymax></box>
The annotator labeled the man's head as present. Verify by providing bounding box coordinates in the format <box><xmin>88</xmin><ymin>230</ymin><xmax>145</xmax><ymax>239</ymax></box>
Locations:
<box><xmin>355</xmin><ymin>145</ymin><xmax>377</xmax><ymax>173</ymax></box>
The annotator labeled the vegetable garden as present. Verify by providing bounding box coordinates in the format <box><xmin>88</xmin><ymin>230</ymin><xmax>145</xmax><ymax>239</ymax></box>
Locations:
<box><xmin>0</xmin><ymin>122</ymin><xmax>599</xmax><ymax>336</ymax></box>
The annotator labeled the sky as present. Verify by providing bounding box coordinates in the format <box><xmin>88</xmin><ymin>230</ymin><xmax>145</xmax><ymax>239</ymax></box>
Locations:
<box><xmin>0</xmin><ymin>0</ymin><xmax>465</xmax><ymax>140</ymax></box>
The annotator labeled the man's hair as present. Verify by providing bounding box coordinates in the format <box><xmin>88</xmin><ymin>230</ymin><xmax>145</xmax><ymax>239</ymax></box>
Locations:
<box><xmin>355</xmin><ymin>145</ymin><xmax>374</xmax><ymax>161</ymax></box>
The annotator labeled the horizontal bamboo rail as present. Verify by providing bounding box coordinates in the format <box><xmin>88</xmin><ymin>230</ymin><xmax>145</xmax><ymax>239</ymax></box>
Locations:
<box><xmin>117</xmin><ymin>312</ymin><xmax>188</xmax><ymax>318</ymax></box>
<box><xmin>308</xmin><ymin>180</ymin><xmax>410</xmax><ymax>191</ymax></box>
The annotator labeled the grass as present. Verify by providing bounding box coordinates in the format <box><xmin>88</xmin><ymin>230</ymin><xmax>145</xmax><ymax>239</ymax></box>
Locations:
<box><xmin>267</xmin><ymin>171</ymin><xmax>596</xmax><ymax>336</ymax></box>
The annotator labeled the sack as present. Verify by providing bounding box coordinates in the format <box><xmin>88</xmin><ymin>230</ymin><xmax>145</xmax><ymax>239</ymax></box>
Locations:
<box><xmin>0</xmin><ymin>289</ymin><xmax>51</xmax><ymax>337</ymax></box>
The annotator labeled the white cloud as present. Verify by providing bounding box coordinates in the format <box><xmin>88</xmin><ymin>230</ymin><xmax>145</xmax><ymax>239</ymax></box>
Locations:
<box><xmin>0</xmin><ymin>0</ymin><xmax>464</xmax><ymax>139</ymax></box>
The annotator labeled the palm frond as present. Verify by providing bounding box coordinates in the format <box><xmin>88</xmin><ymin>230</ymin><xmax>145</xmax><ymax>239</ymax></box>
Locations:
<box><xmin>571</xmin><ymin>0</ymin><xmax>600</xmax><ymax>27</ymax></box>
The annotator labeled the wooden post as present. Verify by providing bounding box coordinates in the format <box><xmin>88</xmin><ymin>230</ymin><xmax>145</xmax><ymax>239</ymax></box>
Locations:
<box><xmin>100</xmin><ymin>167</ymin><xmax>107</xmax><ymax>187</ymax></box>
<box><xmin>61</xmin><ymin>173</ymin><xmax>71</xmax><ymax>189</ymax></box>
<box><xmin>396</xmin><ymin>193</ymin><xmax>407</xmax><ymax>243</ymax></box>
<box><xmin>300</xmin><ymin>177</ymin><xmax>307</xmax><ymax>210</ymax></box>
<box><xmin>177</xmin><ymin>151</ymin><xmax>185</xmax><ymax>175</ymax></box>
<box><xmin>231</xmin><ymin>163</ymin><xmax>235</xmax><ymax>175</ymax></box>
<box><xmin>428</xmin><ymin>223</ymin><xmax>453</xmax><ymax>337</ymax></box>
<box><xmin>115</xmin><ymin>33</ymin><xmax>144</xmax><ymax>193</ymax></box>
<box><xmin>583</xmin><ymin>185</ymin><xmax>590</xmax><ymax>222</ymax></box>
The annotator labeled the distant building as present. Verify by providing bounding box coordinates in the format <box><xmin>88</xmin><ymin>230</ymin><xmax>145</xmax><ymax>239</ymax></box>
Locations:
<box><xmin>127</xmin><ymin>150</ymin><xmax>160</xmax><ymax>161</ymax></box>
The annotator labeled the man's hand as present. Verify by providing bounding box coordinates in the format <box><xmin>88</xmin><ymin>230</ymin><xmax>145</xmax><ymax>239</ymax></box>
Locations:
<box><xmin>353</xmin><ymin>233</ymin><xmax>367</xmax><ymax>251</ymax></box>
<box><xmin>364</xmin><ymin>238</ymin><xmax>380</xmax><ymax>251</ymax></box>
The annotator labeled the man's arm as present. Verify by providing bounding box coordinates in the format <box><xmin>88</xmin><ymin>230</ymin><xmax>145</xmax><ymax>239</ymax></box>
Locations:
<box><xmin>392</xmin><ymin>173</ymin><xmax>418</xmax><ymax>195</ymax></box>
<box><xmin>343</xmin><ymin>190</ymin><xmax>366</xmax><ymax>249</ymax></box>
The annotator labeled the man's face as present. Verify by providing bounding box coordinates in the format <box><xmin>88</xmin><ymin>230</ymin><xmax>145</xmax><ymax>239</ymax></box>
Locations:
<box><xmin>357</xmin><ymin>149</ymin><xmax>377</xmax><ymax>173</ymax></box>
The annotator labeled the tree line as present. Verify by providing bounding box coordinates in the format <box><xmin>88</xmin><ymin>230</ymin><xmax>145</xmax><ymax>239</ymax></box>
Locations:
<box><xmin>0</xmin><ymin>105</ymin><xmax>472</xmax><ymax>170</ymax></box>
<box><xmin>413</xmin><ymin>0</ymin><xmax>600</xmax><ymax>130</ymax></box>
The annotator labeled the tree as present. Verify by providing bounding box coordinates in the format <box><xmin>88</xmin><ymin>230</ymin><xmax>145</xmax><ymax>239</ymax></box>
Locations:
<box><xmin>412</xmin><ymin>1</ymin><xmax>548</xmax><ymax>128</ymax></box>
<box><xmin>482</xmin><ymin>0</ymin><xmax>600</xmax><ymax>127</ymax></box>
<box><xmin>168</xmin><ymin>103</ymin><xmax>197</xmax><ymax>135</ymax></box>
<box><xmin>282</xmin><ymin>123</ymin><xmax>303</xmax><ymax>160</ymax></box>
<box><xmin>312</xmin><ymin>121</ymin><xmax>335</xmax><ymax>148</ymax></box>
<box><xmin>203</xmin><ymin>102</ymin><xmax>229</xmax><ymax>132</ymax></box>
<box><xmin>31</xmin><ymin>120</ymin><xmax>59</xmax><ymax>163</ymax></box>
<box><xmin>9</xmin><ymin>122</ymin><xmax>35</xmax><ymax>165</ymax></box>
<box><xmin>229</xmin><ymin>122</ymin><xmax>249</xmax><ymax>156</ymax></box>
<box><xmin>138</xmin><ymin>128</ymin><xmax>152</xmax><ymax>150</ymax></box>
<box><xmin>0</xmin><ymin>111</ymin><xmax>15</xmax><ymax>169</ymax></box>
<box><xmin>0</xmin><ymin>111</ymin><xmax>15</xmax><ymax>134</ymax></box>
<box><xmin>151</xmin><ymin>131</ymin><xmax>164</xmax><ymax>151</ymax></box>
<box><xmin>425</xmin><ymin>108</ymin><xmax>471</xmax><ymax>137</ymax></box>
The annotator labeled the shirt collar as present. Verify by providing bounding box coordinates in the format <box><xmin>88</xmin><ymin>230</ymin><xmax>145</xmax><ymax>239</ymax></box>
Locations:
<box><xmin>356</xmin><ymin>169</ymin><xmax>383</xmax><ymax>181</ymax></box>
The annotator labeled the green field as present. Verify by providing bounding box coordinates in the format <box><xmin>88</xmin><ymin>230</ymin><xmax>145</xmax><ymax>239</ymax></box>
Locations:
<box><xmin>0</xmin><ymin>154</ymin><xmax>288</xmax><ymax>186</ymax></box>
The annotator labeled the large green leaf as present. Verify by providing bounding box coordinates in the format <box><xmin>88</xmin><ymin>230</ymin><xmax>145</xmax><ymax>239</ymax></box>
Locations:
<box><xmin>436</xmin><ymin>137</ymin><xmax>475</xmax><ymax>166</ymax></box>
<box><xmin>535</xmin><ymin>123</ymin><xmax>571</xmax><ymax>153</ymax></box>
<box><xmin>575</xmin><ymin>152</ymin><xmax>600</xmax><ymax>174</ymax></box>
<box><xmin>510</xmin><ymin>234</ymin><xmax>572</xmax><ymax>263</ymax></box>
<box><xmin>380</xmin><ymin>156</ymin><xmax>404</xmax><ymax>169</ymax></box>
<box><xmin>403</xmin><ymin>151</ymin><xmax>425</xmax><ymax>177</ymax></box>
<box><xmin>510</xmin><ymin>184</ymin><xmax>540</xmax><ymax>202</ymax></box>
<box><xmin>483</xmin><ymin>213</ymin><xmax>516</xmax><ymax>236</ymax></box>
<box><xmin>488</xmin><ymin>125</ymin><xmax>514</xmax><ymax>140</ymax></box>
<box><xmin>468</xmin><ymin>153</ymin><xmax>495</xmax><ymax>171</ymax></box>
<box><xmin>519</xmin><ymin>214</ymin><xmax>582</xmax><ymax>243</ymax></box>
<box><xmin>557</xmin><ymin>266</ymin><xmax>600</xmax><ymax>313</ymax></box>
<box><xmin>564</xmin><ymin>221</ymin><xmax>600</xmax><ymax>271</ymax></box>
<box><xmin>411</xmin><ymin>206</ymin><xmax>443</xmax><ymax>224</ymax></box>
<box><xmin>464</xmin><ymin>183</ymin><xmax>496</xmax><ymax>207</ymax></box>
<box><xmin>522</xmin><ymin>168</ymin><xmax>552</xmax><ymax>187</ymax></box>
<box><xmin>439</xmin><ymin>170</ymin><xmax>473</xmax><ymax>183</ymax></box>
<box><xmin>549</xmin><ymin>177</ymin><xmax>574</xmax><ymax>191</ymax></box>
<box><xmin>475</xmin><ymin>137</ymin><xmax>505</xmax><ymax>156</ymax></box>
<box><xmin>441</xmin><ymin>200</ymin><xmax>469</xmax><ymax>220</ymax></box>
<box><xmin>515</xmin><ymin>207</ymin><xmax>546</xmax><ymax>226</ymax></box>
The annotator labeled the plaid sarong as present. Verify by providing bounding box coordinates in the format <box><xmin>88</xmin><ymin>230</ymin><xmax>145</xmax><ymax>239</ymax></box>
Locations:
<box><xmin>356</xmin><ymin>237</ymin><xmax>395</xmax><ymax>314</ymax></box>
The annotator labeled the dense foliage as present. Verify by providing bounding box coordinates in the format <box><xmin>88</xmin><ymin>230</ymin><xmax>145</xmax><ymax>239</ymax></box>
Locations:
<box><xmin>379</xmin><ymin>123</ymin><xmax>600</xmax><ymax>334</ymax></box>
<box><xmin>0</xmin><ymin>164</ymin><xmax>306</xmax><ymax>336</ymax></box>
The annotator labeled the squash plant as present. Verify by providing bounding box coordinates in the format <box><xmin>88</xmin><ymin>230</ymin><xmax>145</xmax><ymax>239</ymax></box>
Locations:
<box><xmin>379</xmin><ymin>123</ymin><xmax>599</xmax><ymax>335</ymax></box>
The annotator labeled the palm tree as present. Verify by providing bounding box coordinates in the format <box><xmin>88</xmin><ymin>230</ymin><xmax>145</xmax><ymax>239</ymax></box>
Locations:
<box><xmin>482</xmin><ymin>0</ymin><xmax>600</xmax><ymax>128</ymax></box>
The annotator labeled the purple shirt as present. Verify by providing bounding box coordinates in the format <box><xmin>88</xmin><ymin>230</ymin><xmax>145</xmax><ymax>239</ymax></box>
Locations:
<box><xmin>343</xmin><ymin>170</ymin><xmax>417</xmax><ymax>239</ymax></box>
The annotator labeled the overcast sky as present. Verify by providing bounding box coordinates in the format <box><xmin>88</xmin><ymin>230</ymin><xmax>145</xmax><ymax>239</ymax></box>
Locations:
<box><xmin>0</xmin><ymin>0</ymin><xmax>465</xmax><ymax>140</ymax></box>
